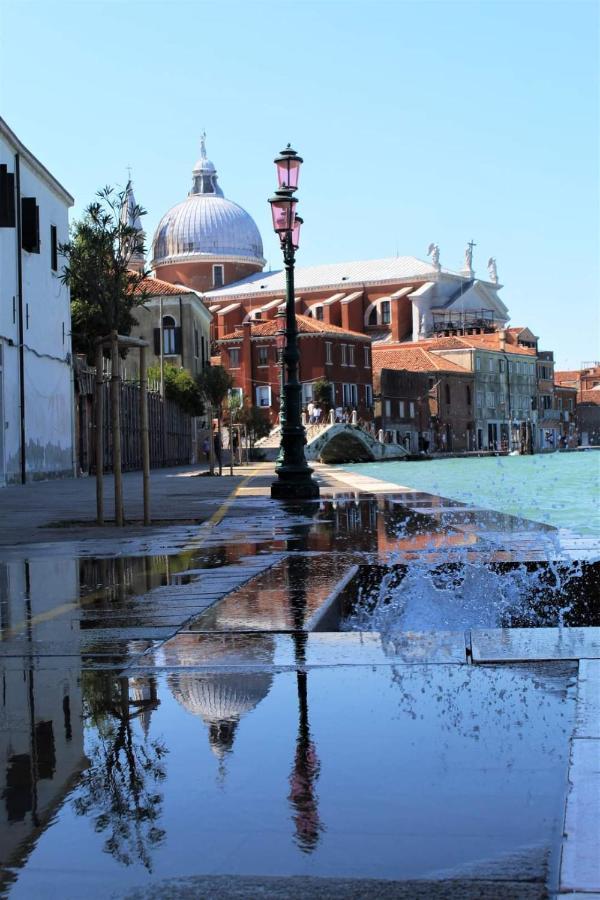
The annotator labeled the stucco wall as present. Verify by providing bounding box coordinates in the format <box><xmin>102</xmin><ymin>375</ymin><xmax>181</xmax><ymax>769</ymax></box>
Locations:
<box><xmin>0</xmin><ymin>128</ymin><xmax>73</xmax><ymax>483</ymax></box>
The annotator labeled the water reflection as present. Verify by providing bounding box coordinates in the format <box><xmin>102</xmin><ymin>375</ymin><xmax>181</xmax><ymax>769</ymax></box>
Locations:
<box><xmin>74</xmin><ymin>673</ymin><xmax>167</xmax><ymax>871</ymax></box>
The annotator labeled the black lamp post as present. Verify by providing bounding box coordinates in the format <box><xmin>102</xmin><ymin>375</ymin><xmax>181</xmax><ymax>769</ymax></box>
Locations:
<box><xmin>269</xmin><ymin>146</ymin><xmax>320</xmax><ymax>500</ymax></box>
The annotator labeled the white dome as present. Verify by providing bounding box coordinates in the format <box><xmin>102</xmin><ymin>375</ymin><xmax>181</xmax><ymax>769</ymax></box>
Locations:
<box><xmin>151</xmin><ymin>195</ymin><xmax>264</xmax><ymax>268</ymax></box>
<box><xmin>151</xmin><ymin>137</ymin><xmax>264</xmax><ymax>269</ymax></box>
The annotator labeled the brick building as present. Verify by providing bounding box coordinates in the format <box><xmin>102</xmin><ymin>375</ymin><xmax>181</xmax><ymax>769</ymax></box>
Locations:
<box><xmin>556</xmin><ymin>364</ymin><xmax>600</xmax><ymax>445</ymax></box>
<box><xmin>216</xmin><ymin>315</ymin><xmax>373</xmax><ymax>423</ymax></box>
<box><xmin>373</xmin><ymin>346</ymin><xmax>474</xmax><ymax>452</ymax></box>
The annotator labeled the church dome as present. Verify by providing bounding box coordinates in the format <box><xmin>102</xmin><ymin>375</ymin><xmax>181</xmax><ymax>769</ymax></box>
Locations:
<box><xmin>151</xmin><ymin>136</ymin><xmax>265</xmax><ymax>269</ymax></box>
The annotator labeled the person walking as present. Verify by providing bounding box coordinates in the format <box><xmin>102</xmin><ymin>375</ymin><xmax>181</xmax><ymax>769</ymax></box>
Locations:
<box><xmin>307</xmin><ymin>400</ymin><xmax>315</xmax><ymax>424</ymax></box>
<box><xmin>202</xmin><ymin>437</ymin><xmax>210</xmax><ymax>462</ymax></box>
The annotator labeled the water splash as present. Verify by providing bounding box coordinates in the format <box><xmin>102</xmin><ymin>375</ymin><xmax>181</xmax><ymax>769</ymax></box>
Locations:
<box><xmin>344</xmin><ymin>550</ymin><xmax>596</xmax><ymax>634</ymax></box>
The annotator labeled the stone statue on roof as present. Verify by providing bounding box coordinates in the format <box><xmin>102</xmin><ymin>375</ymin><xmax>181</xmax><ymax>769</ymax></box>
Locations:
<box><xmin>464</xmin><ymin>240</ymin><xmax>476</xmax><ymax>274</ymax></box>
<box><xmin>487</xmin><ymin>257</ymin><xmax>498</xmax><ymax>284</ymax></box>
<box><xmin>427</xmin><ymin>242</ymin><xmax>440</xmax><ymax>269</ymax></box>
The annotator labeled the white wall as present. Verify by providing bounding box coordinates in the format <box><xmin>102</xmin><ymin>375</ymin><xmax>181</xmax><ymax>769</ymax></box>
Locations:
<box><xmin>0</xmin><ymin>126</ymin><xmax>74</xmax><ymax>483</ymax></box>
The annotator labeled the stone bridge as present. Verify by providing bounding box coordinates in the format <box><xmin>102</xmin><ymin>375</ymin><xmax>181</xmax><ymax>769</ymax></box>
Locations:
<box><xmin>304</xmin><ymin>423</ymin><xmax>408</xmax><ymax>464</ymax></box>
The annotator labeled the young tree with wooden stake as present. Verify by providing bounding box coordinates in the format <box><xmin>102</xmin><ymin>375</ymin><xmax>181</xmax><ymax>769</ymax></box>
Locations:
<box><xmin>60</xmin><ymin>185</ymin><xmax>149</xmax><ymax>524</ymax></box>
<box><xmin>196</xmin><ymin>365</ymin><xmax>234</xmax><ymax>477</ymax></box>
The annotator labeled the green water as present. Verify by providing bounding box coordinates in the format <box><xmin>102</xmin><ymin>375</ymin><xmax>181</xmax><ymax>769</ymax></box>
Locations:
<box><xmin>345</xmin><ymin>451</ymin><xmax>600</xmax><ymax>537</ymax></box>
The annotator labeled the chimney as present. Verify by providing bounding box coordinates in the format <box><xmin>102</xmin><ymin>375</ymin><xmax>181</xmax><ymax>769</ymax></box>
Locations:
<box><xmin>499</xmin><ymin>328</ymin><xmax>507</xmax><ymax>351</ymax></box>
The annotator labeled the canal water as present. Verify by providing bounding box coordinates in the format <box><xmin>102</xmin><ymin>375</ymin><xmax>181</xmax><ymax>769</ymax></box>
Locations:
<box><xmin>343</xmin><ymin>451</ymin><xmax>600</xmax><ymax>537</ymax></box>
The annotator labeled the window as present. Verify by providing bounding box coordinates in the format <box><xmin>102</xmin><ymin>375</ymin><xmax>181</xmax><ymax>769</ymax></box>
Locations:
<box><xmin>445</xmin><ymin>384</ymin><xmax>451</xmax><ymax>405</ymax></box>
<box><xmin>428</xmin><ymin>377</ymin><xmax>435</xmax><ymax>389</ymax></box>
<box><xmin>380</xmin><ymin>300</ymin><xmax>391</xmax><ymax>324</ymax></box>
<box><xmin>365</xmin><ymin>385</ymin><xmax>373</xmax><ymax>407</ymax></box>
<box><xmin>325</xmin><ymin>342</ymin><xmax>332</xmax><ymax>364</ymax></box>
<box><xmin>409</xmin><ymin>401</ymin><xmax>415</xmax><ymax>417</ymax></box>
<box><xmin>21</xmin><ymin>197</ymin><xmax>40</xmax><ymax>252</ymax></box>
<box><xmin>399</xmin><ymin>401</ymin><xmax>406</xmax><ymax>417</ymax></box>
<box><xmin>488</xmin><ymin>358</ymin><xmax>494</xmax><ymax>372</ymax></box>
<box><xmin>50</xmin><ymin>225</ymin><xmax>58</xmax><ymax>271</ymax></box>
<box><xmin>163</xmin><ymin>316</ymin><xmax>177</xmax><ymax>355</ymax></box>
<box><xmin>302</xmin><ymin>382</ymin><xmax>314</xmax><ymax>404</ymax></box>
<box><xmin>257</xmin><ymin>345</ymin><xmax>269</xmax><ymax>366</ymax></box>
<box><xmin>194</xmin><ymin>326</ymin><xmax>199</xmax><ymax>358</ymax></box>
<box><xmin>475</xmin><ymin>356</ymin><xmax>481</xmax><ymax>371</ymax></box>
<box><xmin>341</xmin><ymin>344</ymin><xmax>348</xmax><ymax>366</ymax></box>
<box><xmin>466</xmin><ymin>385</ymin><xmax>471</xmax><ymax>405</ymax></box>
<box><xmin>348</xmin><ymin>344</ymin><xmax>355</xmax><ymax>366</ymax></box>
<box><xmin>476</xmin><ymin>391</ymin><xmax>483</xmax><ymax>408</ymax></box>
<box><xmin>314</xmin><ymin>306</ymin><xmax>324</xmax><ymax>321</ymax></box>
<box><xmin>229</xmin><ymin>347</ymin><xmax>240</xmax><ymax>368</ymax></box>
<box><xmin>498</xmin><ymin>359</ymin><xmax>504</xmax><ymax>372</ymax></box>
<box><xmin>343</xmin><ymin>383</ymin><xmax>358</xmax><ymax>406</ymax></box>
<box><xmin>212</xmin><ymin>265</ymin><xmax>224</xmax><ymax>288</ymax></box>
<box><xmin>384</xmin><ymin>399</ymin><xmax>391</xmax><ymax>417</ymax></box>
<box><xmin>229</xmin><ymin>387</ymin><xmax>243</xmax><ymax>403</ymax></box>
<box><xmin>256</xmin><ymin>385</ymin><xmax>271</xmax><ymax>407</ymax></box>
<box><xmin>0</xmin><ymin>164</ymin><xmax>15</xmax><ymax>228</ymax></box>
<box><xmin>364</xmin><ymin>346</ymin><xmax>370</xmax><ymax>367</ymax></box>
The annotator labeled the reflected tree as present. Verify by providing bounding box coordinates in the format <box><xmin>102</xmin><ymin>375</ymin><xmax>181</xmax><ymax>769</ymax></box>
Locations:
<box><xmin>74</xmin><ymin>673</ymin><xmax>167</xmax><ymax>870</ymax></box>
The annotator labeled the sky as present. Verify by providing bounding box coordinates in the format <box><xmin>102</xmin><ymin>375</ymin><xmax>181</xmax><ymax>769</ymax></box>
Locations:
<box><xmin>1</xmin><ymin>0</ymin><xmax>598</xmax><ymax>369</ymax></box>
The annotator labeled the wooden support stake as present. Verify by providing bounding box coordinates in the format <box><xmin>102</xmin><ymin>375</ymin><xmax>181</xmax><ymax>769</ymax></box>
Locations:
<box><xmin>95</xmin><ymin>344</ymin><xmax>104</xmax><ymax>525</ymax></box>
<box><xmin>139</xmin><ymin>345</ymin><xmax>151</xmax><ymax>525</ymax></box>
<box><xmin>111</xmin><ymin>331</ymin><xmax>124</xmax><ymax>526</ymax></box>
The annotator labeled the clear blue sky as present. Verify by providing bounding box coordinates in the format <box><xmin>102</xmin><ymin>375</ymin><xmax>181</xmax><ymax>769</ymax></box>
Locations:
<box><xmin>1</xmin><ymin>0</ymin><xmax>598</xmax><ymax>369</ymax></box>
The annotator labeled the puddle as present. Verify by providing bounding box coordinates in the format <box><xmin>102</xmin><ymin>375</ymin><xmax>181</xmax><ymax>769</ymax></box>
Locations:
<box><xmin>0</xmin><ymin>660</ymin><xmax>576</xmax><ymax>897</ymax></box>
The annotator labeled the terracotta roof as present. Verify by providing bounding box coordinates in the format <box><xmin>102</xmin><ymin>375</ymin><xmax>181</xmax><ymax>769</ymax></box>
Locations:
<box><xmin>210</xmin><ymin>355</ymin><xmax>222</xmax><ymax>366</ymax></box>
<box><xmin>555</xmin><ymin>370</ymin><xmax>582</xmax><ymax>385</ymax></box>
<box><xmin>580</xmin><ymin>388</ymin><xmax>600</xmax><ymax>404</ymax></box>
<box><xmin>220</xmin><ymin>315</ymin><xmax>370</xmax><ymax>342</ymax></box>
<box><xmin>417</xmin><ymin>334</ymin><xmax>537</xmax><ymax>356</ymax></box>
<box><xmin>134</xmin><ymin>276</ymin><xmax>194</xmax><ymax>297</ymax></box>
<box><xmin>373</xmin><ymin>346</ymin><xmax>469</xmax><ymax>375</ymax></box>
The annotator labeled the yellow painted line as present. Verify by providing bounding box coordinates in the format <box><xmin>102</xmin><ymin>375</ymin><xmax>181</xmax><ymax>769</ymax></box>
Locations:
<box><xmin>1</xmin><ymin>474</ymin><xmax>255</xmax><ymax>640</ymax></box>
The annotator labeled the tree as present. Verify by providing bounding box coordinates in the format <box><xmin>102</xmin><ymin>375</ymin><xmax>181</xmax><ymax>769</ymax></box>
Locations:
<box><xmin>147</xmin><ymin>364</ymin><xmax>204</xmax><ymax>416</ymax></box>
<box><xmin>60</xmin><ymin>185</ymin><xmax>149</xmax><ymax>362</ymax></box>
<box><xmin>313</xmin><ymin>377</ymin><xmax>332</xmax><ymax>410</ymax></box>
<box><xmin>196</xmin><ymin>365</ymin><xmax>234</xmax><ymax>475</ymax></box>
<box><xmin>239</xmin><ymin>405</ymin><xmax>271</xmax><ymax>447</ymax></box>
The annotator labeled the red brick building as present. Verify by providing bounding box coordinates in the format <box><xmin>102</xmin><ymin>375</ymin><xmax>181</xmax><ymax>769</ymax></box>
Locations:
<box><xmin>373</xmin><ymin>346</ymin><xmax>475</xmax><ymax>452</ymax></box>
<box><xmin>556</xmin><ymin>363</ymin><xmax>600</xmax><ymax>445</ymax></box>
<box><xmin>216</xmin><ymin>315</ymin><xmax>373</xmax><ymax>423</ymax></box>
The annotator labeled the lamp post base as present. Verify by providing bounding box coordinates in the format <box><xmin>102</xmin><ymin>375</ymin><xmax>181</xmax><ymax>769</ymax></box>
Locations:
<box><xmin>271</xmin><ymin>466</ymin><xmax>320</xmax><ymax>500</ymax></box>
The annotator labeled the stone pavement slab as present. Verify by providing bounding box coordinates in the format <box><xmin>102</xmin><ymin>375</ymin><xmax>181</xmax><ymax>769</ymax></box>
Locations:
<box><xmin>127</xmin><ymin>630</ymin><xmax>468</xmax><ymax>671</ymax></box>
<box><xmin>471</xmin><ymin>627</ymin><xmax>600</xmax><ymax>662</ymax></box>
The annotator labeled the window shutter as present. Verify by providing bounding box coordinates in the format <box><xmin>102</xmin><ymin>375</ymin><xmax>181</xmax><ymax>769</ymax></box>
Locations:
<box><xmin>174</xmin><ymin>327</ymin><xmax>182</xmax><ymax>354</ymax></box>
<box><xmin>0</xmin><ymin>165</ymin><xmax>16</xmax><ymax>228</ymax></box>
<box><xmin>21</xmin><ymin>198</ymin><xmax>40</xmax><ymax>252</ymax></box>
<box><xmin>153</xmin><ymin>328</ymin><xmax>161</xmax><ymax>356</ymax></box>
<box><xmin>50</xmin><ymin>225</ymin><xmax>58</xmax><ymax>271</ymax></box>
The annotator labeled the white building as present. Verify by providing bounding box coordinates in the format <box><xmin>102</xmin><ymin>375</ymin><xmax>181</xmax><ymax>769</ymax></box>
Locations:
<box><xmin>0</xmin><ymin>118</ymin><xmax>74</xmax><ymax>485</ymax></box>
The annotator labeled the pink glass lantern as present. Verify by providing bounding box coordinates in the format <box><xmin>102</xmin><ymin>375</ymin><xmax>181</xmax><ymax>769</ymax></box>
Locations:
<box><xmin>275</xmin><ymin>145</ymin><xmax>303</xmax><ymax>190</ymax></box>
<box><xmin>291</xmin><ymin>215</ymin><xmax>303</xmax><ymax>249</ymax></box>
<box><xmin>269</xmin><ymin>188</ymin><xmax>297</xmax><ymax>234</ymax></box>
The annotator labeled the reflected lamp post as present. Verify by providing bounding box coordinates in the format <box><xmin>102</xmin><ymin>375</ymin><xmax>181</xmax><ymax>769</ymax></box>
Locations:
<box><xmin>269</xmin><ymin>146</ymin><xmax>319</xmax><ymax>500</ymax></box>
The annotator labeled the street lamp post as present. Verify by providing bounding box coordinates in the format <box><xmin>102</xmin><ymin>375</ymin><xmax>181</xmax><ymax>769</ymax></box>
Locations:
<box><xmin>269</xmin><ymin>146</ymin><xmax>319</xmax><ymax>500</ymax></box>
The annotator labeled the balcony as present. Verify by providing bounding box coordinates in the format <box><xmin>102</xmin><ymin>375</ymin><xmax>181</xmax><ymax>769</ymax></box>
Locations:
<box><xmin>431</xmin><ymin>309</ymin><xmax>501</xmax><ymax>335</ymax></box>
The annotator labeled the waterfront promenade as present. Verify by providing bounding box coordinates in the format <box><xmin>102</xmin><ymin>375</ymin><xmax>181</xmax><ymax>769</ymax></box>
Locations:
<box><xmin>0</xmin><ymin>462</ymin><xmax>598</xmax><ymax>898</ymax></box>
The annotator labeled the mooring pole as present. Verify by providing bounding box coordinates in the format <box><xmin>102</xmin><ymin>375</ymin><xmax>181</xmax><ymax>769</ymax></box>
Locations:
<box><xmin>139</xmin><ymin>345</ymin><xmax>151</xmax><ymax>525</ymax></box>
<box><xmin>95</xmin><ymin>343</ymin><xmax>104</xmax><ymax>525</ymax></box>
<box><xmin>110</xmin><ymin>331</ymin><xmax>124</xmax><ymax>526</ymax></box>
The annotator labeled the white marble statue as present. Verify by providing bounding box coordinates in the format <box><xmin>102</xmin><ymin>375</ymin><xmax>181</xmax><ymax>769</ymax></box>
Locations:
<box><xmin>427</xmin><ymin>242</ymin><xmax>440</xmax><ymax>269</ymax></box>
<box><xmin>464</xmin><ymin>240</ymin><xmax>475</xmax><ymax>273</ymax></box>
<box><xmin>487</xmin><ymin>257</ymin><xmax>498</xmax><ymax>284</ymax></box>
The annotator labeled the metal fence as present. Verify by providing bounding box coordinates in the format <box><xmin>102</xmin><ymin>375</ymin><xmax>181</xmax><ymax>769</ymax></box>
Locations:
<box><xmin>76</xmin><ymin>365</ymin><xmax>192</xmax><ymax>473</ymax></box>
